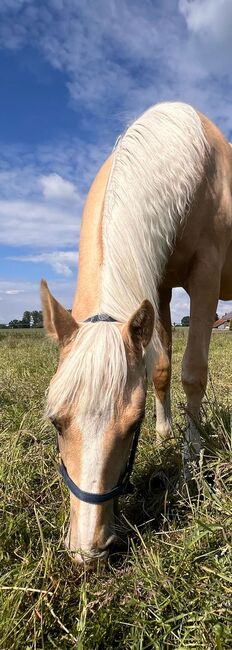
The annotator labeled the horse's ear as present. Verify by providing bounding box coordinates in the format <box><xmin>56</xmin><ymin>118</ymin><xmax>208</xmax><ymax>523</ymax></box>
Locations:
<box><xmin>40</xmin><ymin>279</ymin><xmax>79</xmax><ymax>345</ymax></box>
<box><xmin>125</xmin><ymin>300</ymin><xmax>154</xmax><ymax>350</ymax></box>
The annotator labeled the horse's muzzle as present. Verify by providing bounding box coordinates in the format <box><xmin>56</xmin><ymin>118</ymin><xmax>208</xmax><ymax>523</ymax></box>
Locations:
<box><xmin>65</xmin><ymin>532</ymin><xmax>118</xmax><ymax>566</ymax></box>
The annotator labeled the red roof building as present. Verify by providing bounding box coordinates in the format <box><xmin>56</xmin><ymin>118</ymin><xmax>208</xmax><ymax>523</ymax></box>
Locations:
<box><xmin>213</xmin><ymin>311</ymin><xmax>232</xmax><ymax>329</ymax></box>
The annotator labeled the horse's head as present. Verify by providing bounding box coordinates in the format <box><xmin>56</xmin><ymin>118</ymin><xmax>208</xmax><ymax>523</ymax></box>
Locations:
<box><xmin>41</xmin><ymin>280</ymin><xmax>154</xmax><ymax>565</ymax></box>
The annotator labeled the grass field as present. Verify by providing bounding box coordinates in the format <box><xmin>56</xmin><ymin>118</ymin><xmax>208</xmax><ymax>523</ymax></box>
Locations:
<box><xmin>0</xmin><ymin>329</ymin><xmax>232</xmax><ymax>649</ymax></box>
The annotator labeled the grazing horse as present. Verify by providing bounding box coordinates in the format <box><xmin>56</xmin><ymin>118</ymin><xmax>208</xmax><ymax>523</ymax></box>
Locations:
<box><xmin>41</xmin><ymin>102</ymin><xmax>232</xmax><ymax>564</ymax></box>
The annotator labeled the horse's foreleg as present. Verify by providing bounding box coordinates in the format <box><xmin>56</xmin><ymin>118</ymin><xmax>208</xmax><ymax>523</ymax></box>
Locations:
<box><xmin>153</xmin><ymin>289</ymin><xmax>172</xmax><ymax>442</ymax></box>
<box><xmin>182</xmin><ymin>260</ymin><xmax>220</xmax><ymax>459</ymax></box>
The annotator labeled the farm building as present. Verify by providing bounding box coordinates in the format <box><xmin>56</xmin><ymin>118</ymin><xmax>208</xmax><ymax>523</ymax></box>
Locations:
<box><xmin>213</xmin><ymin>311</ymin><xmax>232</xmax><ymax>330</ymax></box>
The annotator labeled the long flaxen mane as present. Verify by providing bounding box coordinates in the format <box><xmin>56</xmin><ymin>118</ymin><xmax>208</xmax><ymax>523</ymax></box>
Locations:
<box><xmin>46</xmin><ymin>102</ymin><xmax>209</xmax><ymax>425</ymax></box>
<box><xmin>46</xmin><ymin>322</ymin><xmax>127</xmax><ymax>428</ymax></box>
<box><xmin>101</xmin><ymin>102</ymin><xmax>208</xmax><ymax>322</ymax></box>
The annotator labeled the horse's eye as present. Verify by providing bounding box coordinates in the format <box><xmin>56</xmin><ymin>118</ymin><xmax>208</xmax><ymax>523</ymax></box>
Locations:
<box><xmin>51</xmin><ymin>418</ymin><xmax>63</xmax><ymax>435</ymax></box>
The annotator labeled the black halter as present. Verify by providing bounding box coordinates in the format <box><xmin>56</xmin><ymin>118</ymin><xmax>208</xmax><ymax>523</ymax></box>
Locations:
<box><xmin>59</xmin><ymin>423</ymin><xmax>141</xmax><ymax>504</ymax></box>
<box><xmin>84</xmin><ymin>313</ymin><xmax>116</xmax><ymax>323</ymax></box>
<box><xmin>58</xmin><ymin>313</ymin><xmax>142</xmax><ymax>505</ymax></box>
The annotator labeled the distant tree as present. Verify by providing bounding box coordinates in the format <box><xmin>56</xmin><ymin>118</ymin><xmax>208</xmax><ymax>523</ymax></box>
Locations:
<box><xmin>31</xmin><ymin>310</ymin><xmax>43</xmax><ymax>328</ymax></box>
<box><xmin>21</xmin><ymin>310</ymin><xmax>31</xmax><ymax>328</ymax></box>
<box><xmin>0</xmin><ymin>323</ymin><xmax>7</xmax><ymax>329</ymax></box>
<box><xmin>8</xmin><ymin>319</ymin><xmax>24</xmax><ymax>329</ymax></box>
<box><xmin>181</xmin><ymin>315</ymin><xmax>190</xmax><ymax>327</ymax></box>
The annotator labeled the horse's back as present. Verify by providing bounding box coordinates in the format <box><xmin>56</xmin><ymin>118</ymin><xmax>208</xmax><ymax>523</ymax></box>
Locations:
<box><xmin>160</xmin><ymin>111</ymin><xmax>232</xmax><ymax>294</ymax></box>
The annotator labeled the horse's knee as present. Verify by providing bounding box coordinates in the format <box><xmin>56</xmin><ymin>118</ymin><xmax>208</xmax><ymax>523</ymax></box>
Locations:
<box><xmin>153</xmin><ymin>354</ymin><xmax>170</xmax><ymax>402</ymax></box>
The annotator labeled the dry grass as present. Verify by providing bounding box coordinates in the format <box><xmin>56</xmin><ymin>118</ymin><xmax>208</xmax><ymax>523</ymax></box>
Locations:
<box><xmin>0</xmin><ymin>329</ymin><xmax>231</xmax><ymax>649</ymax></box>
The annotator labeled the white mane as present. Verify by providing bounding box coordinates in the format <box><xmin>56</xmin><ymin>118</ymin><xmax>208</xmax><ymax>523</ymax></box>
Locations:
<box><xmin>47</xmin><ymin>102</ymin><xmax>209</xmax><ymax>422</ymax></box>
<box><xmin>46</xmin><ymin>322</ymin><xmax>127</xmax><ymax>427</ymax></box>
<box><xmin>101</xmin><ymin>101</ymin><xmax>209</xmax><ymax>362</ymax></box>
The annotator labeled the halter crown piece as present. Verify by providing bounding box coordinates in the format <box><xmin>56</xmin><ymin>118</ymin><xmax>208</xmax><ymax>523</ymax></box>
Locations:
<box><xmin>58</xmin><ymin>313</ymin><xmax>142</xmax><ymax>505</ymax></box>
<box><xmin>84</xmin><ymin>313</ymin><xmax>116</xmax><ymax>323</ymax></box>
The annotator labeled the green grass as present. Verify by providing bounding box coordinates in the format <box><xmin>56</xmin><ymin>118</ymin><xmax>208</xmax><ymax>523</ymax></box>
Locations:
<box><xmin>0</xmin><ymin>329</ymin><xmax>232</xmax><ymax>649</ymax></box>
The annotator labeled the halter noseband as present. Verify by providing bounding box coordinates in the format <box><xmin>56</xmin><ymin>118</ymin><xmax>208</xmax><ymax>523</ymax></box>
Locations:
<box><xmin>57</xmin><ymin>313</ymin><xmax>143</xmax><ymax>505</ymax></box>
<box><xmin>59</xmin><ymin>423</ymin><xmax>141</xmax><ymax>504</ymax></box>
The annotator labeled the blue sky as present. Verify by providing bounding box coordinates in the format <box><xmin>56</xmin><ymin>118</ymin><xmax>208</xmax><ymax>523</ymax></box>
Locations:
<box><xmin>0</xmin><ymin>0</ymin><xmax>232</xmax><ymax>323</ymax></box>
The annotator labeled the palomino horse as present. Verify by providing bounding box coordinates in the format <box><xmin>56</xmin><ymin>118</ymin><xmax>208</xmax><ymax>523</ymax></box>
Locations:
<box><xmin>41</xmin><ymin>102</ymin><xmax>232</xmax><ymax>564</ymax></box>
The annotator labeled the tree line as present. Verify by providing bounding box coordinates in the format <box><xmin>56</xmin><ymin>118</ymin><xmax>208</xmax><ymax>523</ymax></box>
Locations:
<box><xmin>0</xmin><ymin>310</ymin><xmax>43</xmax><ymax>329</ymax></box>
<box><xmin>0</xmin><ymin>311</ymin><xmax>220</xmax><ymax>330</ymax></box>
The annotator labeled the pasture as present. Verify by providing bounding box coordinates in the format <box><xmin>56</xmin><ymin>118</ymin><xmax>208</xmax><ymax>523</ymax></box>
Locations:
<box><xmin>0</xmin><ymin>328</ymin><xmax>231</xmax><ymax>649</ymax></box>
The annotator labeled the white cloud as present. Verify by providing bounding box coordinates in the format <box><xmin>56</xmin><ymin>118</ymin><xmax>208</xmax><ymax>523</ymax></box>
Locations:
<box><xmin>5</xmin><ymin>289</ymin><xmax>25</xmax><ymax>295</ymax></box>
<box><xmin>171</xmin><ymin>288</ymin><xmax>232</xmax><ymax>325</ymax></box>
<box><xmin>0</xmin><ymin>199</ymin><xmax>81</xmax><ymax>248</ymax></box>
<box><xmin>0</xmin><ymin>279</ymin><xmax>76</xmax><ymax>323</ymax></box>
<box><xmin>39</xmin><ymin>173</ymin><xmax>79</xmax><ymax>203</ymax></box>
<box><xmin>179</xmin><ymin>0</ymin><xmax>231</xmax><ymax>36</ymax></box>
<box><xmin>9</xmin><ymin>251</ymin><xmax>77</xmax><ymax>277</ymax></box>
<box><xmin>0</xmin><ymin>0</ymin><xmax>231</xmax><ymax>135</ymax></box>
<box><xmin>0</xmin><ymin>1</ymin><xmax>232</xmax><ymax>322</ymax></box>
<box><xmin>0</xmin><ymin>0</ymin><xmax>231</xmax><ymax>147</ymax></box>
<box><xmin>0</xmin><ymin>138</ymin><xmax>109</xmax><ymax>201</ymax></box>
<box><xmin>0</xmin><ymin>140</ymin><xmax>110</xmax><ymax>251</ymax></box>
<box><xmin>171</xmin><ymin>288</ymin><xmax>190</xmax><ymax>324</ymax></box>
<box><xmin>179</xmin><ymin>0</ymin><xmax>232</xmax><ymax>76</ymax></box>
<box><xmin>1</xmin><ymin>280</ymin><xmax>231</xmax><ymax>325</ymax></box>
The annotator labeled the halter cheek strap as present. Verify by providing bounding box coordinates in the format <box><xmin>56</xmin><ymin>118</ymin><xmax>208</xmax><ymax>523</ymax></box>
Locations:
<box><xmin>59</xmin><ymin>422</ymin><xmax>141</xmax><ymax>504</ymax></box>
<box><xmin>57</xmin><ymin>312</ymin><xmax>143</xmax><ymax>505</ymax></box>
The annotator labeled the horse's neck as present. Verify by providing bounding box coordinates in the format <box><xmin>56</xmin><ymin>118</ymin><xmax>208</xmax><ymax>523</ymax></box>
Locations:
<box><xmin>72</xmin><ymin>156</ymin><xmax>113</xmax><ymax>322</ymax></box>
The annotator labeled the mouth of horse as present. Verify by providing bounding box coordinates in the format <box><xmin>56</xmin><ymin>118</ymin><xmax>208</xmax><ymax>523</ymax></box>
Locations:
<box><xmin>64</xmin><ymin>530</ymin><xmax>118</xmax><ymax>566</ymax></box>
